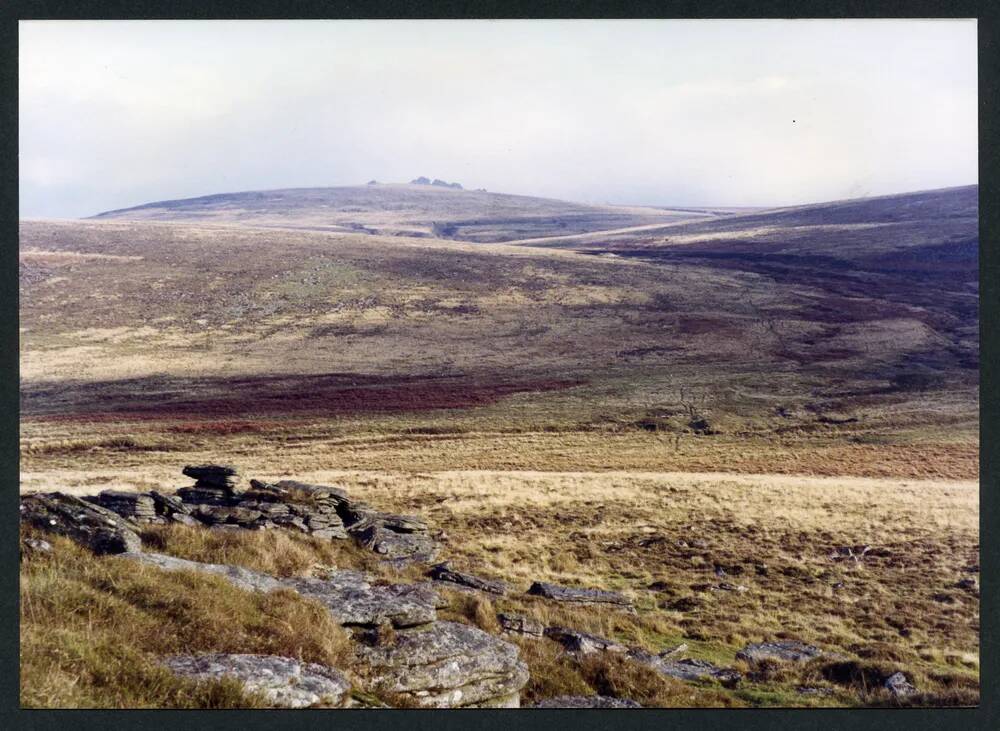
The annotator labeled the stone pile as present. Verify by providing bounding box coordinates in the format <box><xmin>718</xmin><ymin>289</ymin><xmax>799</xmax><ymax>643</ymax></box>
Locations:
<box><xmin>177</xmin><ymin>464</ymin><xmax>240</xmax><ymax>506</ymax></box>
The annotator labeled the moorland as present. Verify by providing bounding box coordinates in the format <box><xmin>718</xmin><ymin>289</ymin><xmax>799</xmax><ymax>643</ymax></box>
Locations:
<box><xmin>19</xmin><ymin>181</ymin><xmax>979</xmax><ymax>708</ymax></box>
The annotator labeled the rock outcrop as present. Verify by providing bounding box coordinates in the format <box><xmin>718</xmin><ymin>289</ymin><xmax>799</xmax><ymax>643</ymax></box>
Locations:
<box><xmin>162</xmin><ymin>653</ymin><xmax>351</xmax><ymax>708</ymax></box>
<box><xmin>282</xmin><ymin>573</ymin><xmax>439</xmax><ymax>628</ymax></box>
<box><xmin>356</xmin><ymin>620</ymin><xmax>530</xmax><ymax>708</ymax></box>
<box><xmin>527</xmin><ymin>581</ymin><xmax>633</xmax><ymax>611</ymax></box>
<box><xmin>20</xmin><ymin>493</ymin><xmax>142</xmax><ymax>554</ymax></box>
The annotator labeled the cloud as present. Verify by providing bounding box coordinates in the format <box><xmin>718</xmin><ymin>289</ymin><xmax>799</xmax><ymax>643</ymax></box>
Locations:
<box><xmin>19</xmin><ymin>19</ymin><xmax>977</xmax><ymax>217</ymax></box>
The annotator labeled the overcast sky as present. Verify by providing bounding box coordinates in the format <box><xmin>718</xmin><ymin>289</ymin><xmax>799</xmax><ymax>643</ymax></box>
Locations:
<box><xmin>20</xmin><ymin>19</ymin><xmax>977</xmax><ymax>218</ymax></box>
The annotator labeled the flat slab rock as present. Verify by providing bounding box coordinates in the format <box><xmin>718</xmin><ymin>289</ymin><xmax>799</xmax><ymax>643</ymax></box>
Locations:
<box><xmin>119</xmin><ymin>552</ymin><xmax>438</xmax><ymax>628</ymax></box>
<box><xmin>427</xmin><ymin>563</ymin><xmax>508</xmax><ymax>595</ymax></box>
<box><xmin>527</xmin><ymin>581</ymin><xmax>633</xmax><ymax>610</ymax></box>
<box><xmin>357</xmin><ymin>620</ymin><xmax>530</xmax><ymax>708</ymax></box>
<box><xmin>736</xmin><ymin>641</ymin><xmax>826</xmax><ymax>664</ymax></box>
<box><xmin>530</xmin><ymin>695</ymin><xmax>642</xmax><ymax>709</ymax></box>
<box><xmin>119</xmin><ymin>552</ymin><xmax>282</xmax><ymax>593</ymax></box>
<box><xmin>627</xmin><ymin>649</ymin><xmax>742</xmax><ymax>686</ymax></box>
<box><xmin>162</xmin><ymin>653</ymin><xmax>350</xmax><ymax>708</ymax></box>
<box><xmin>282</xmin><ymin>575</ymin><xmax>438</xmax><ymax>628</ymax></box>
<box><xmin>20</xmin><ymin>492</ymin><xmax>142</xmax><ymax>555</ymax></box>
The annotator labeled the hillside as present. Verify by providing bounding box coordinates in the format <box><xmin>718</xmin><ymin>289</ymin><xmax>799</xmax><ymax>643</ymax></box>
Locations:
<box><xmin>91</xmin><ymin>183</ymin><xmax>711</xmax><ymax>243</ymax></box>
<box><xmin>20</xmin><ymin>183</ymin><xmax>978</xmax><ymax>478</ymax></box>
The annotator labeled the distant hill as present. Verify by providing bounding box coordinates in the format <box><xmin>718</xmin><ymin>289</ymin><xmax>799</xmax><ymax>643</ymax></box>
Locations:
<box><xmin>91</xmin><ymin>183</ymin><xmax>713</xmax><ymax>243</ymax></box>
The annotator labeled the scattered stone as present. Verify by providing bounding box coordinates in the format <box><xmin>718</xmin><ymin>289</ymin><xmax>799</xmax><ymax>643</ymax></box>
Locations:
<box><xmin>544</xmin><ymin>627</ymin><xmax>627</xmax><ymax>655</ymax></box>
<box><xmin>20</xmin><ymin>492</ymin><xmax>142</xmax><ymax>555</ymax></box>
<box><xmin>119</xmin><ymin>552</ymin><xmax>281</xmax><ymax>593</ymax></box>
<box><xmin>627</xmin><ymin>649</ymin><xmax>742</xmax><ymax>686</ymax></box>
<box><xmin>183</xmin><ymin>464</ymin><xmax>239</xmax><ymax>491</ymax></box>
<box><xmin>796</xmin><ymin>686</ymin><xmax>835</xmax><ymax>696</ymax></box>
<box><xmin>497</xmin><ymin>613</ymin><xmax>544</xmax><ymax>638</ymax></box>
<box><xmin>884</xmin><ymin>671</ymin><xmax>917</xmax><ymax>698</ymax></box>
<box><xmin>21</xmin><ymin>537</ymin><xmax>52</xmax><ymax>556</ymax></box>
<box><xmin>356</xmin><ymin>620</ymin><xmax>529</xmax><ymax>708</ymax></box>
<box><xmin>530</xmin><ymin>695</ymin><xmax>642</xmax><ymax>708</ymax></box>
<box><xmin>162</xmin><ymin>653</ymin><xmax>350</xmax><ymax>708</ymax></box>
<box><xmin>527</xmin><ymin>581</ymin><xmax>633</xmax><ymax>610</ymax></box>
<box><xmin>736</xmin><ymin>641</ymin><xmax>825</xmax><ymax>664</ymax></box>
<box><xmin>428</xmin><ymin>562</ymin><xmax>508</xmax><ymax>595</ymax></box>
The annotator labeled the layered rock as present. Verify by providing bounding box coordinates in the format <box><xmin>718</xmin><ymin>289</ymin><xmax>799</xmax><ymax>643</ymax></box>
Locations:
<box><xmin>20</xmin><ymin>492</ymin><xmax>142</xmax><ymax>554</ymax></box>
<box><xmin>183</xmin><ymin>464</ymin><xmax>239</xmax><ymax>491</ymax></box>
<box><xmin>162</xmin><ymin>653</ymin><xmax>350</xmax><ymax>708</ymax></box>
<box><xmin>356</xmin><ymin>620</ymin><xmax>529</xmax><ymax>708</ymax></box>
<box><xmin>94</xmin><ymin>491</ymin><xmax>157</xmax><ymax>522</ymax></box>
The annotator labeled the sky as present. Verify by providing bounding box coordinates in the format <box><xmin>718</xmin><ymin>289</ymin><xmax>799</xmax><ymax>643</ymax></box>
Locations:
<box><xmin>20</xmin><ymin>19</ymin><xmax>978</xmax><ymax>218</ymax></box>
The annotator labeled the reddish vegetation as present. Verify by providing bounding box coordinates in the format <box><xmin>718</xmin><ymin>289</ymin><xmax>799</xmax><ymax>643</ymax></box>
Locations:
<box><xmin>23</xmin><ymin>373</ymin><xmax>585</xmax><ymax>423</ymax></box>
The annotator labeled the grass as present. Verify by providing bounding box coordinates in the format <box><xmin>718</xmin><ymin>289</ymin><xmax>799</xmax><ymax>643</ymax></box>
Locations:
<box><xmin>19</xmin><ymin>528</ymin><xmax>355</xmax><ymax>708</ymax></box>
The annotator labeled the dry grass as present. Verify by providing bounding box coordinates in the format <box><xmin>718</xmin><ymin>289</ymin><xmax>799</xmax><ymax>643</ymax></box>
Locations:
<box><xmin>19</xmin><ymin>527</ymin><xmax>356</xmax><ymax>708</ymax></box>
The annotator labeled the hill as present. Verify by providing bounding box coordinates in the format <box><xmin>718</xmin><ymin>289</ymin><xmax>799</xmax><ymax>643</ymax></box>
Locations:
<box><xmin>90</xmin><ymin>183</ymin><xmax>712</xmax><ymax>243</ymax></box>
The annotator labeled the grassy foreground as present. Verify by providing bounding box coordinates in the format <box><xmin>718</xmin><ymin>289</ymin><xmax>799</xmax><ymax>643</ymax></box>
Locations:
<box><xmin>20</xmin><ymin>468</ymin><xmax>978</xmax><ymax>708</ymax></box>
